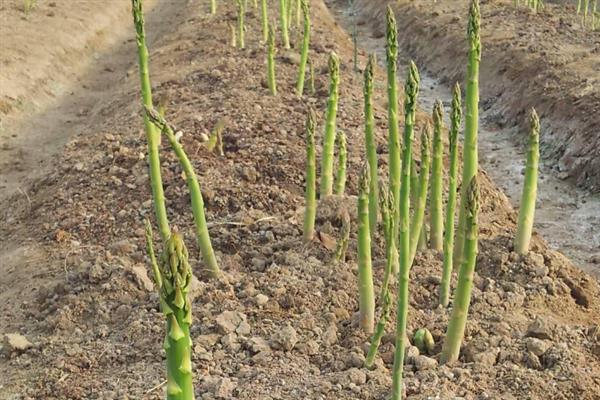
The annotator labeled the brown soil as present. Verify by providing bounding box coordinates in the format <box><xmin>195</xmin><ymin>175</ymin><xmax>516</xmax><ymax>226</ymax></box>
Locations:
<box><xmin>1</xmin><ymin>1</ymin><xmax>599</xmax><ymax>399</ymax></box>
<box><xmin>353</xmin><ymin>0</ymin><xmax>600</xmax><ymax>192</ymax></box>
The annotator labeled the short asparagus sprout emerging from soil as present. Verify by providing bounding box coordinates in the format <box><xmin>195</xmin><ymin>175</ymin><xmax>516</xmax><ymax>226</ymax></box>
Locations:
<box><xmin>145</xmin><ymin>222</ymin><xmax>195</xmax><ymax>400</ymax></box>
<box><xmin>386</xmin><ymin>6</ymin><xmax>401</xmax><ymax>242</ymax></box>
<box><xmin>296</xmin><ymin>0</ymin><xmax>310</xmax><ymax>96</ymax></box>
<box><xmin>334</xmin><ymin>131</ymin><xmax>347</xmax><ymax>196</ymax></box>
<box><xmin>303</xmin><ymin>108</ymin><xmax>317</xmax><ymax>242</ymax></box>
<box><xmin>145</xmin><ymin>107</ymin><xmax>221</xmax><ymax>278</ymax></box>
<box><xmin>514</xmin><ymin>109</ymin><xmax>540</xmax><ymax>255</ymax></box>
<box><xmin>357</xmin><ymin>164</ymin><xmax>375</xmax><ymax>334</ymax></box>
<box><xmin>229</xmin><ymin>23</ymin><xmax>236</xmax><ymax>48</ymax></box>
<box><xmin>236</xmin><ymin>0</ymin><xmax>245</xmax><ymax>49</ymax></box>
<box><xmin>364</xmin><ymin>54</ymin><xmax>379</xmax><ymax>234</ymax></box>
<box><xmin>454</xmin><ymin>0</ymin><xmax>481</xmax><ymax>271</ymax></box>
<box><xmin>440</xmin><ymin>83</ymin><xmax>463</xmax><ymax>308</ymax></box>
<box><xmin>441</xmin><ymin>176</ymin><xmax>480</xmax><ymax>365</ymax></box>
<box><xmin>413</xmin><ymin>328</ymin><xmax>435</xmax><ymax>355</ymax></box>
<box><xmin>334</xmin><ymin>212</ymin><xmax>351</xmax><ymax>263</ymax></box>
<box><xmin>319</xmin><ymin>52</ymin><xmax>340</xmax><ymax>197</ymax></box>
<box><xmin>391</xmin><ymin>60</ymin><xmax>420</xmax><ymax>400</ymax></box>
<box><xmin>206</xmin><ymin>119</ymin><xmax>225</xmax><ymax>156</ymax></box>
<box><xmin>430</xmin><ymin>100</ymin><xmax>445</xmax><ymax>251</ymax></box>
<box><xmin>267</xmin><ymin>24</ymin><xmax>277</xmax><ymax>96</ymax></box>
<box><xmin>131</xmin><ymin>0</ymin><xmax>171</xmax><ymax>243</ymax></box>
<box><xmin>279</xmin><ymin>0</ymin><xmax>291</xmax><ymax>49</ymax></box>
<box><xmin>365</xmin><ymin>187</ymin><xmax>397</xmax><ymax>368</ymax></box>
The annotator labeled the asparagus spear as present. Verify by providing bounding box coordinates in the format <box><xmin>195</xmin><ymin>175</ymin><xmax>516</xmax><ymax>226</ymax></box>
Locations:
<box><xmin>514</xmin><ymin>109</ymin><xmax>540</xmax><ymax>255</ymax></box>
<box><xmin>296</xmin><ymin>0</ymin><xmax>310</xmax><ymax>96</ymax></box>
<box><xmin>267</xmin><ymin>24</ymin><xmax>277</xmax><ymax>96</ymax></box>
<box><xmin>319</xmin><ymin>52</ymin><xmax>340</xmax><ymax>197</ymax></box>
<box><xmin>279</xmin><ymin>0</ymin><xmax>290</xmax><ymax>49</ymax></box>
<box><xmin>303</xmin><ymin>108</ymin><xmax>317</xmax><ymax>242</ymax></box>
<box><xmin>260</xmin><ymin>0</ymin><xmax>268</xmax><ymax>42</ymax></box>
<box><xmin>364</xmin><ymin>54</ymin><xmax>379</xmax><ymax>234</ymax></box>
<box><xmin>334</xmin><ymin>131</ymin><xmax>347</xmax><ymax>196</ymax></box>
<box><xmin>441</xmin><ymin>177</ymin><xmax>480</xmax><ymax>364</ymax></box>
<box><xmin>357</xmin><ymin>165</ymin><xmax>375</xmax><ymax>334</ymax></box>
<box><xmin>440</xmin><ymin>83</ymin><xmax>462</xmax><ymax>307</ymax></box>
<box><xmin>430</xmin><ymin>100</ymin><xmax>445</xmax><ymax>250</ymax></box>
<box><xmin>409</xmin><ymin>124</ymin><xmax>432</xmax><ymax>267</ymax></box>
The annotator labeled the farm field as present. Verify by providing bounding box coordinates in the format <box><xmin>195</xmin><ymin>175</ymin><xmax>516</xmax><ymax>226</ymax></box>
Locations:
<box><xmin>0</xmin><ymin>0</ymin><xmax>599</xmax><ymax>399</ymax></box>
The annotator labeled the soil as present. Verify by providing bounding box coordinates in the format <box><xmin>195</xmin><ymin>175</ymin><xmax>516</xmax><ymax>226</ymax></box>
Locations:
<box><xmin>1</xmin><ymin>1</ymin><xmax>600</xmax><ymax>399</ymax></box>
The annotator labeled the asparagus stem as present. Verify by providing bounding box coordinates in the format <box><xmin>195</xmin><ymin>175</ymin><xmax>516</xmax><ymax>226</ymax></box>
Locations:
<box><xmin>210</xmin><ymin>0</ymin><xmax>216</xmax><ymax>14</ymax></box>
<box><xmin>131</xmin><ymin>0</ymin><xmax>171</xmax><ymax>243</ymax></box>
<box><xmin>357</xmin><ymin>165</ymin><xmax>375</xmax><ymax>334</ymax></box>
<box><xmin>279</xmin><ymin>0</ymin><xmax>290</xmax><ymax>48</ymax></box>
<box><xmin>385</xmin><ymin>7</ymin><xmax>401</xmax><ymax>242</ymax></box>
<box><xmin>334</xmin><ymin>212</ymin><xmax>350</xmax><ymax>262</ymax></box>
<box><xmin>303</xmin><ymin>108</ymin><xmax>317</xmax><ymax>242</ymax></box>
<box><xmin>514</xmin><ymin>109</ymin><xmax>540</xmax><ymax>255</ymax></box>
<box><xmin>236</xmin><ymin>0</ymin><xmax>245</xmax><ymax>49</ymax></box>
<box><xmin>145</xmin><ymin>107</ymin><xmax>221</xmax><ymax>278</ymax></box>
<box><xmin>261</xmin><ymin>0</ymin><xmax>268</xmax><ymax>42</ymax></box>
<box><xmin>440</xmin><ymin>83</ymin><xmax>462</xmax><ymax>307</ymax></box>
<box><xmin>454</xmin><ymin>0</ymin><xmax>481</xmax><ymax>270</ymax></box>
<box><xmin>334</xmin><ymin>131</ymin><xmax>347</xmax><ymax>195</ymax></box>
<box><xmin>145</xmin><ymin>227</ymin><xmax>195</xmax><ymax>400</ymax></box>
<box><xmin>409</xmin><ymin>124</ymin><xmax>431</xmax><ymax>267</ymax></box>
<box><xmin>319</xmin><ymin>52</ymin><xmax>340</xmax><ymax>197</ymax></box>
<box><xmin>364</xmin><ymin>54</ymin><xmax>379</xmax><ymax>234</ymax></box>
<box><xmin>391</xmin><ymin>61</ymin><xmax>420</xmax><ymax>400</ymax></box>
<box><xmin>296</xmin><ymin>0</ymin><xmax>310</xmax><ymax>96</ymax></box>
<box><xmin>441</xmin><ymin>177</ymin><xmax>480</xmax><ymax>364</ymax></box>
<box><xmin>430</xmin><ymin>100</ymin><xmax>445</xmax><ymax>251</ymax></box>
<box><xmin>267</xmin><ymin>24</ymin><xmax>277</xmax><ymax>96</ymax></box>
<box><xmin>365</xmin><ymin>188</ymin><xmax>397</xmax><ymax>367</ymax></box>
<box><xmin>308</xmin><ymin>57</ymin><xmax>316</xmax><ymax>94</ymax></box>
<box><xmin>229</xmin><ymin>23</ymin><xmax>236</xmax><ymax>48</ymax></box>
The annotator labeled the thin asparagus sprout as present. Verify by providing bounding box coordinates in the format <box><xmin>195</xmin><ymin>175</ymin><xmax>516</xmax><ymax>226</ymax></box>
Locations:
<box><xmin>334</xmin><ymin>212</ymin><xmax>350</xmax><ymax>262</ymax></box>
<box><xmin>279</xmin><ymin>0</ymin><xmax>290</xmax><ymax>49</ymax></box>
<box><xmin>441</xmin><ymin>177</ymin><xmax>480</xmax><ymax>364</ymax></box>
<box><xmin>261</xmin><ymin>0</ymin><xmax>268</xmax><ymax>42</ymax></box>
<box><xmin>319</xmin><ymin>52</ymin><xmax>340</xmax><ymax>197</ymax></box>
<box><xmin>364</xmin><ymin>54</ymin><xmax>379</xmax><ymax>234</ymax></box>
<box><xmin>296</xmin><ymin>0</ymin><xmax>310</xmax><ymax>96</ymax></box>
<box><xmin>430</xmin><ymin>100</ymin><xmax>445</xmax><ymax>251</ymax></box>
<box><xmin>267</xmin><ymin>24</ymin><xmax>277</xmax><ymax>96</ymax></box>
<box><xmin>131</xmin><ymin>0</ymin><xmax>171</xmax><ymax>243</ymax></box>
<box><xmin>454</xmin><ymin>0</ymin><xmax>481</xmax><ymax>270</ymax></box>
<box><xmin>236</xmin><ymin>0</ymin><xmax>245</xmax><ymax>49</ymax></box>
<box><xmin>514</xmin><ymin>109</ymin><xmax>540</xmax><ymax>255</ymax></box>
<box><xmin>391</xmin><ymin>61</ymin><xmax>420</xmax><ymax>400</ymax></box>
<box><xmin>145</xmin><ymin>107</ymin><xmax>221</xmax><ymax>278</ymax></box>
<box><xmin>303</xmin><ymin>108</ymin><xmax>317</xmax><ymax>242</ymax></box>
<box><xmin>409</xmin><ymin>124</ymin><xmax>432</xmax><ymax>268</ymax></box>
<box><xmin>440</xmin><ymin>83</ymin><xmax>462</xmax><ymax>307</ymax></box>
<box><xmin>334</xmin><ymin>131</ymin><xmax>347</xmax><ymax>195</ymax></box>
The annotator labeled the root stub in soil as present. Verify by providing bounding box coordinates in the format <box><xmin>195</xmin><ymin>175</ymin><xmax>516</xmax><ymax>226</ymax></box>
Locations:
<box><xmin>0</xmin><ymin>0</ymin><xmax>599</xmax><ymax>399</ymax></box>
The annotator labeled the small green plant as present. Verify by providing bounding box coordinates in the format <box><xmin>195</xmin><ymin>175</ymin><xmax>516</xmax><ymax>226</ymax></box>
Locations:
<box><xmin>514</xmin><ymin>109</ymin><xmax>540</xmax><ymax>255</ymax></box>
<box><xmin>409</xmin><ymin>124</ymin><xmax>431</xmax><ymax>267</ymax></box>
<box><xmin>303</xmin><ymin>108</ymin><xmax>317</xmax><ymax>242</ymax></box>
<box><xmin>334</xmin><ymin>213</ymin><xmax>350</xmax><ymax>262</ymax></box>
<box><xmin>267</xmin><ymin>24</ymin><xmax>277</xmax><ymax>96</ymax></box>
<box><xmin>363</xmin><ymin>55</ymin><xmax>379</xmax><ymax>234</ymax></box>
<box><xmin>429</xmin><ymin>100</ymin><xmax>445</xmax><ymax>251</ymax></box>
<box><xmin>206</xmin><ymin>119</ymin><xmax>225</xmax><ymax>156</ymax></box>
<box><xmin>210</xmin><ymin>0</ymin><xmax>216</xmax><ymax>14</ymax></box>
<box><xmin>23</xmin><ymin>0</ymin><xmax>37</xmax><ymax>15</ymax></box>
<box><xmin>413</xmin><ymin>328</ymin><xmax>434</xmax><ymax>355</ymax></box>
<box><xmin>236</xmin><ymin>0</ymin><xmax>245</xmax><ymax>49</ymax></box>
<box><xmin>261</xmin><ymin>0</ymin><xmax>268</xmax><ymax>42</ymax></box>
<box><xmin>279</xmin><ymin>0</ymin><xmax>290</xmax><ymax>49</ymax></box>
<box><xmin>308</xmin><ymin>57</ymin><xmax>316</xmax><ymax>94</ymax></box>
<box><xmin>296</xmin><ymin>0</ymin><xmax>311</xmax><ymax>96</ymax></box>
<box><xmin>319</xmin><ymin>52</ymin><xmax>340</xmax><ymax>197</ymax></box>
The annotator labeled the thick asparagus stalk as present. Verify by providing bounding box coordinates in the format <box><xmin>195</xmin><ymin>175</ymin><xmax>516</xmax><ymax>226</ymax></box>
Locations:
<box><xmin>146</xmin><ymin>223</ymin><xmax>195</xmax><ymax>400</ymax></box>
<box><xmin>409</xmin><ymin>124</ymin><xmax>431</xmax><ymax>267</ymax></box>
<box><xmin>454</xmin><ymin>0</ymin><xmax>481</xmax><ymax>269</ymax></box>
<box><xmin>441</xmin><ymin>177</ymin><xmax>480</xmax><ymax>364</ymax></box>
<box><xmin>440</xmin><ymin>83</ymin><xmax>462</xmax><ymax>307</ymax></box>
<box><xmin>365</xmin><ymin>188</ymin><xmax>397</xmax><ymax>367</ymax></box>
<box><xmin>296</xmin><ymin>0</ymin><xmax>310</xmax><ymax>96</ymax></box>
<box><xmin>364</xmin><ymin>54</ymin><xmax>379</xmax><ymax>234</ymax></box>
<box><xmin>319</xmin><ymin>52</ymin><xmax>340</xmax><ymax>197</ymax></box>
<box><xmin>357</xmin><ymin>165</ymin><xmax>375</xmax><ymax>334</ymax></box>
<box><xmin>211</xmin><ymin>0</ymin><xmax>216</xmax><ymax>14</ymax></box>
<box><xmin>236</xmin><ymin>0</ymin><xmax>245</xmax><ymax>49</ymax></box>
<box><xmin>334</xmin><ymin>131</ymin><xmax>347</xmax><ymax>195</ymax></box>
<box><xmin>145</xmin><ymin>107</ymin><xmax>220</xmax><ymax>278</ymax></box>
<box><xmin>430</xmin><ymin>100</ymin><xmax>445</xmax><ymax>250</ymax></box>
<box><xmin>385</xmin><ymin>7</ymin><xmax>401</xmax><ymax>238</ymax></box>
<box><xmin>131</xmin><ymin>0</ymin><xmax>171</xmax><ymax>243</ymax></box>
<box><xmin>279</xmin><ymin>0</ymin><xmax>290</xmax><ymax>49</ymax></box>
<box><xmin>514</xmin><ymin>109</ymin><xmax>540</xmax><ymax>255</ymax></box>
<box><xmin>391</xmin><ymin>61</ymin><xmax>420</xmax><ymax>400</ymax></box>
<box><xmin>261</xmin><ymin>0</ymin><xmax>268</xmax><ymax>42</ymax></box>
<box><xmin>303</xmin><ymin>108</ymin><xmax>317</xmax><ymax>242</ymax></box>
<box><xmin>267</xmin><ymin>24</ymin><xmax>277</xmax><ymax>96</ymax></box>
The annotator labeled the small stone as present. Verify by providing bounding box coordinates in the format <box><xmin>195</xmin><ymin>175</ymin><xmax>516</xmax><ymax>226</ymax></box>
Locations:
<box><xmin>194</xmin><ymin>344</ymin><xmax>213</xmax><ymax>361</ymax></box>
<box><xmin>221</xmin><ymin>333</ymin><xmax>241</xmax><ymax>352</ymax></box>
<box><xmin>247</xmin><ymin>337</ymin><xmax>271</xmax><ymax>354</ymax></box>
<box><xmin>323</xmin><ymin>324</ymin><xmax>338</xmax><ymax>345</ymax></box>
<box><xmin>215</xmin><ymin>311</ymin><xmax>246</xmax><ymax>334</ymax></box>
<box><xmin>280</xmin><ymin>51</ymin><xmax>301</xmax><ymax>65</ymax></box>
<box><xmin>3</xmin><ymin>333</ymin><xmax>33</xmax><ymax>355</ymax></box>
<box><xmin>526</xmin><ymin>317</ymin><xmax>554</xmax><ymax>340</ymax></box>
<box><xmin>213</xmin><ymin>377</ymin><xmax>235</xmax><ymax>398</ymax></box>
<box><xmin>236</xmin><ymin>320</ymin><xmax>251</xmax><ymax>336</ymax></box>
<box><xmin>405</xmin><ymin>346</ymin><xmax>420</xmax><ymax>363</ymax></box>
<box><xmin>271</xmin><ymin>325</ymin><xmax>298</xmax><ymax>351</ymax></box>
<box><xmin>128</xmin><ymin>264</ymin><xmax>154</xmax><ymax>292</ymax></box>
<box><xmin>524</xmin><ymin>351</ymin><xmax>543</xmax><ymax>370</ymax></box>
<box><xmin>525</xmin><ymin>337</ymin><xmax>551</xmax><ymax>356</ymax></box>
<box><xmin>346</xmin><ymin>368</ymin><xmax>367</xmax><ymax>385</ymax></box>
<box><xmin>413</xmin><ymin>355</ymin><xmax>438</xmax><ymax>371</ymax></box>
<box><xmin>109</xmin><ymin>239</ymin><xmax>136</xmax><ymax>255</ymax></box>
<box><xmin>346</xmin><ymin>352</ymin><xmax>365</xmax><ymax>368</ymax></box>
<box><xmin>471</xmin><ymin>349</ymin><xmax>499</xmax><ymax>366</ymax></box>
<box><xmin>255</xmin><ymin>294</ymin><xmax>269</xmax><ymax>306</ymax></box>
